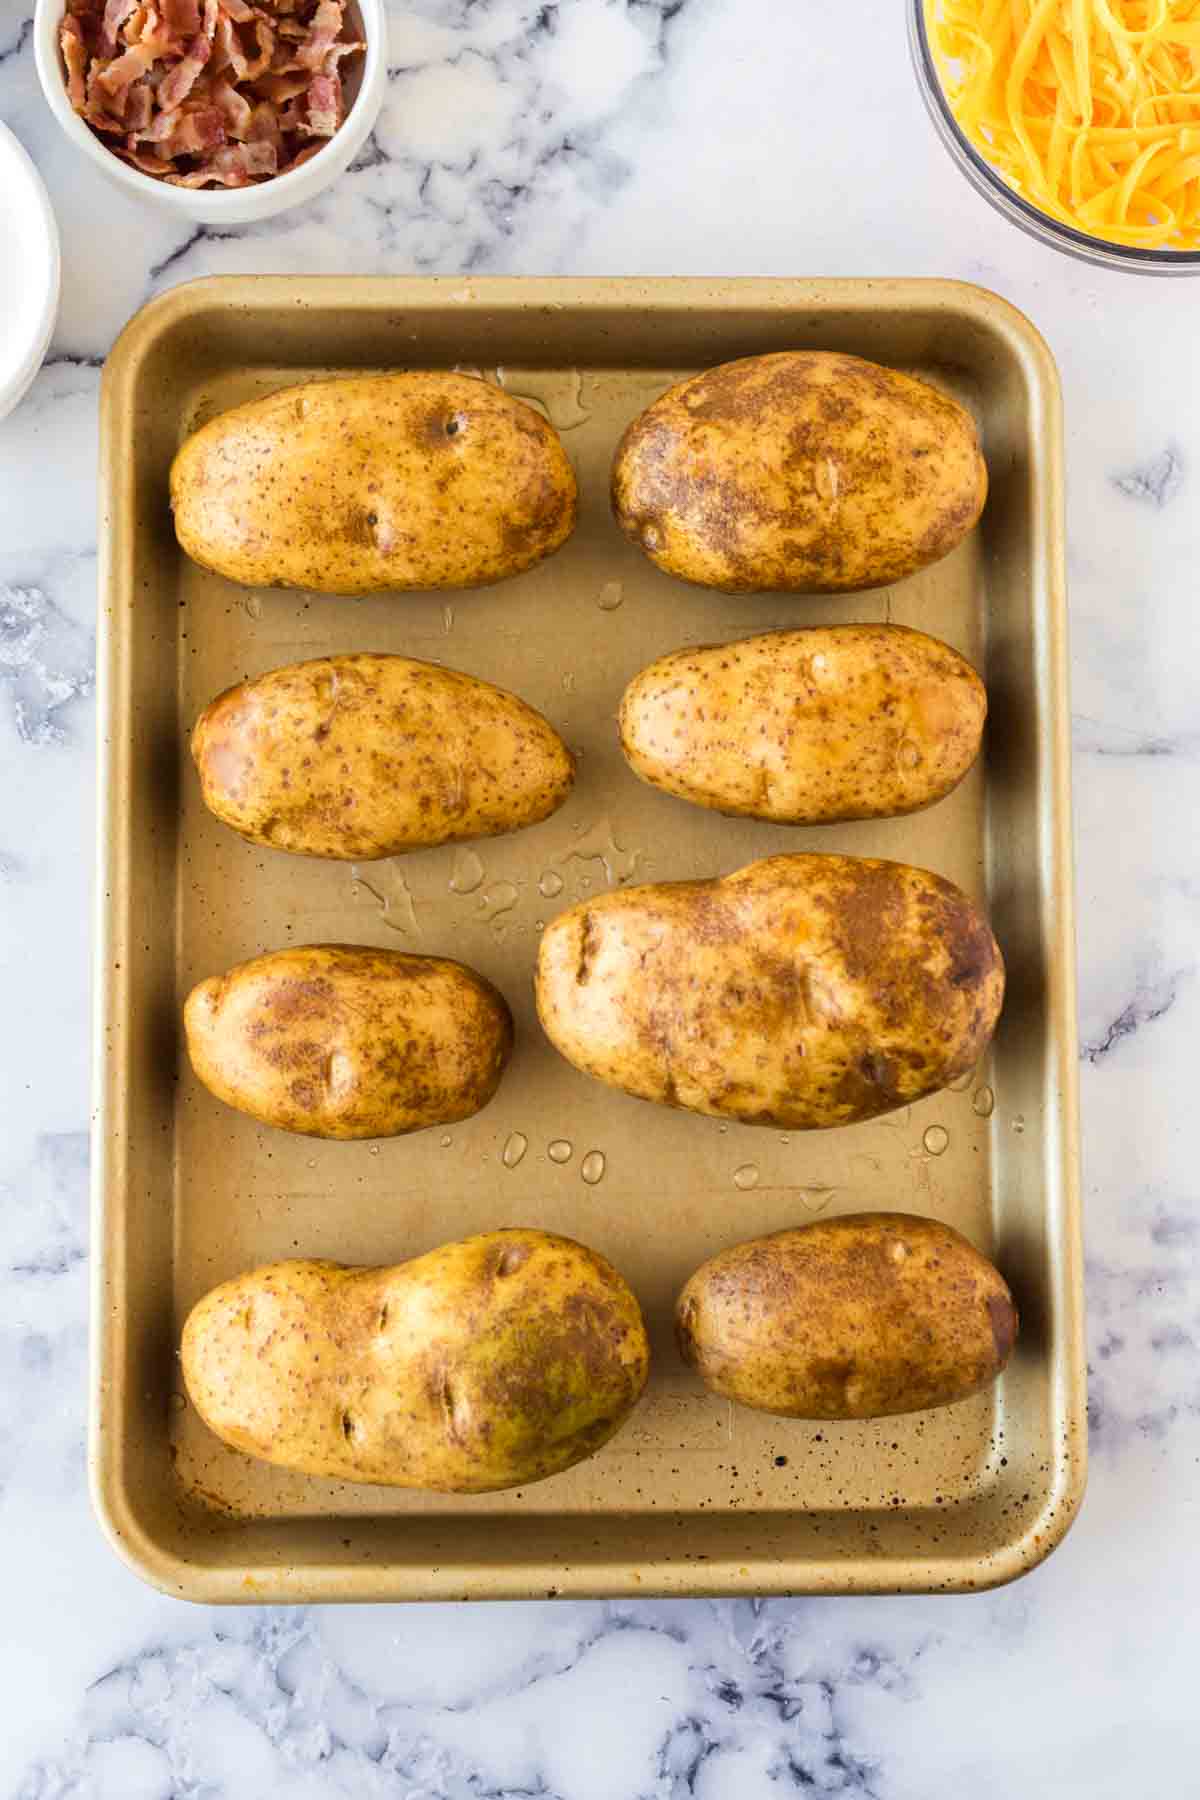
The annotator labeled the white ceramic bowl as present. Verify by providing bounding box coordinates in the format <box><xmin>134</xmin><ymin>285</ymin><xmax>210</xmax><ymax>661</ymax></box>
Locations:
<box><xmin>33</xmin><ymin>0</ymin><xmax>385</xmax><ymax>225</ymax></box>
<box><xmin>0</xmin><ymin>122</ymin><xmax>61</xmax><ymax>422</ymax></box>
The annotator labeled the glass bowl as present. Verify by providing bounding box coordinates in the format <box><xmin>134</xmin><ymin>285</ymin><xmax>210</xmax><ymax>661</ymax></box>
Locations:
<box><xmin>909</xmin><ymin>0</ymin><xmax>1200</xmax><ymax>276</ymax></box>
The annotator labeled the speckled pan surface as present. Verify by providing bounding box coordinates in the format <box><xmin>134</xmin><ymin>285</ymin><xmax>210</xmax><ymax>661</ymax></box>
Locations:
<box><xmin>93</xmin><ymin>276</ymin><xmax>1084</xmax><ymax>1603</ymax></box>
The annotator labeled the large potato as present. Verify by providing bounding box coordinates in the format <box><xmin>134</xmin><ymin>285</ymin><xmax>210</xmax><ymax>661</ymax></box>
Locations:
<box><xmin>611</xmin><ymin>351</ymin><xmax>987</xmax><ymax>593</ymax></box>
<box><xmin>619</xmin><ymin>625</ymin><xmax>985</xmax><ymax>824</ymax></box>
<box><xmin>676</xmin><ymin>1215</ymin><xmax>1018</xmax><ymax>1419</ymax></box>
<box><xmin>192</xmin><ymin>653</ymin><xmax>575</xmax><ymax>860</ymax></box>
<box><xmin>535</xmin><ymin>853</ymin><xmax>1004</xmax><ymax>1130</ymax></box>
<box><xmin>171</xmin><ymin>373</ymin><xmax>578</xmax><ymax>593</ymax></box>
<box><xmin>184</xmin><ymin>944</ymin><xmax>512</xmax><ymax>1139</ymax></box>
<box><xmin>181</xmin><ymin>1230</ymin><xmax>651</xmax><ymax>1491</ymax></box>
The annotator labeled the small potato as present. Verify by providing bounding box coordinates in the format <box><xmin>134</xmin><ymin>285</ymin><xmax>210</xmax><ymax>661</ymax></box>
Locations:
<box><xmin>619</xmin><ymin>625</ymin><xmax>985</xmax><ymax>824</ymax></box>
<box><xmin>192</xmin><ymin>654</ymin><xmax>575</xmax><ymax>860</ymax></box>
<box><xmin>181</xmin><ymin>1229</ymin><xmax>651</xmax><ymax>1491</ymax></box>
<box><xmin>535</xmin><ymin>853</ymin><xmax>1004</xmax><ymax>1130</ymax></box>
<box><xmin>612</xmin><ymin>351</ymin><xmax>987</xmax><ymax>593</ymax></box>
<box><xmin>184</xmin><ymin>944</ymin><xmax>512</xmax><ymax>1139</ymax></box>
<box><xmin>170</xmin><ymin>373</ymin><xmax>578</xmax><ymax>593</ymax></box>
<box><xmin>676</xmin><ymin>1214</ymin><xmax>1019</xmax><ymax>1419</ymax></box>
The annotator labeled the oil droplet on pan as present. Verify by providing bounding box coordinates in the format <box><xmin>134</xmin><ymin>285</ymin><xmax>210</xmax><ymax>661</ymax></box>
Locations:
<box><xmin>368</xmin><ymin>1144</ymin><xmax>381</xmax><ymax>1157</ymax></box>
<box><xmin>972</xmin><ymin>1086</ymin><xmax>995</xmax><ymax>1117</ymax></box>
<box><xmin>499</xmin><ymin>367</ymin><xmax>590</xmax><ymax>431</ymax></box>
<box><xmin>548</xmin><ymin>1139</ymin><xmax>573</xmax><ymax>1164</ymax></box>
<box><xmin>947</xmin><ymin>1069</ymin><xmax>975</xmax><ymax>1093</ymax></box>
<box><xmin>798</xmin><ymin>1184</ymin><xmax>837</xmax><ymax>1214</ymax></box>
<box><xmin>449</xmin><ymin>848</ymin><xmax>485</xmax><ymax>895</ymax></box>
<box><xmin>538</xmin><ymin>870</ymin><xmax>563</xmax><ymax>899</ymax></box>
<box><xmin>502</xmin><ymin>1132</ymin><xmax>528</xmax><ymax>1170</ymax></box>
<box><xmin>1012</xmin><ymin>1114</ymin><xmax>1026</xmax><ymax>1135</ymax></box>
<box><xmin>923</xmin><ymin>1125</ymin><xmax>949</xmax><ymax>1156</ymax></box>
<box><xmin>596</xmin><ymin>580</ymin><xmax>623</xmax><ymax>612</ymax></box>
<box><xmin>442</xmin><ymin>603</ymin><xmax>454</xmax><ymax>634</ymax></box>
<box><xmin>352</xmin><ymin>864</ymin><xmax>419</xmax><ymax>934</ymax></box>
<box><xmin>478</xmin><ymin>881</ymin><xmax>518</xmax><ymax>923</ymax></box>
<box><xmin>580</xmin><ymin>1150</ymin><xmax>606</xmax><ymax>1185</ymax></box>
<box><xmin>440</xmin><ymin>1134</ymin><xmax>452</xmax><ymax>1148</ymax></box>
<box><xmin>733</xmin><ymin>1164</ymin><xmax>760</xmax><ymax>1191</ymax></box>
<box><xmin>556</xmin><ymin>819</ymin><xmax>643</xmax><ymax>886</ymax></box>
<box><xmin>244</xmin><ymin>593</ymin><xmax>263</xmax><ymax>620</ymax></box>
<box><xmin>168</xmin><ymin>1392</ymin><xmax>187</xmax><ymax>1413</ymax></box>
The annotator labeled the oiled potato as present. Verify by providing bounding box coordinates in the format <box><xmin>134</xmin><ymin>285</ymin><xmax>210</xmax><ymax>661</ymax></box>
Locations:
<box><xmin>192</xmin><ymin>653</ymin><xmax>575</xmax><ymax>860</ymax></box>
<box><xmin>612</xmin><ymin>351</ymin><xmax>987</xmax><ymax>593</ymax></box>
<box><xmin>535</xmin><ymin>854</ymin><xmax>1003</xmax><ymax>1130</ymax></box>
<box><xmin>181</xmin><ymin>1230</ymin><xmax>651</xmax><ymax>1491</ymax></box>
<box><xmin>619</xmin><ymin>625</ymin><xmax>985</xmax><ymax>824</ymax></box>
<box><xmin>676</xmin><ymin>1215</ymin><xmax>1018</xmax><ymax>1419</ymax></box>
<box><xmin>171</xmin><ymin>373</ymin><xmax>578</xmax><ymax>593</ymax></box>
<box><xmin>184</xmin><ymin>944</ymin><xmax>512</xmax><ymax>1139</ymax></box>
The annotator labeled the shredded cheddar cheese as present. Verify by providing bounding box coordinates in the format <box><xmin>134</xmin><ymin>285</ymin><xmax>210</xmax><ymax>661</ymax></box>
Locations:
<box><xmin>926</xmin><ymin>0</ymin><xmax>1200</xmax><ymax>247</ymax></box>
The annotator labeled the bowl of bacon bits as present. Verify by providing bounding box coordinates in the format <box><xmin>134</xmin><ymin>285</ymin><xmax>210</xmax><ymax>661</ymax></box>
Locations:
<box><xmin>34</xmin><ymin>0</ymin><xmax>384</xmax><ymax>221</ymax></box>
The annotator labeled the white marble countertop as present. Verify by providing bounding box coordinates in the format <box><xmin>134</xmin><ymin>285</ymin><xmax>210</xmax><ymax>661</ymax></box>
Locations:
<box><xmin>2</xmin><ymin>0</ymin><xmax>1198</xmax><ymax>1793</ymax></box>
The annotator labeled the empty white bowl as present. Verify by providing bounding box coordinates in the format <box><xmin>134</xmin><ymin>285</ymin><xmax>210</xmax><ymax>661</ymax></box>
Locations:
<box><xmin>33</xmin><ymin>0</ymin><xmax>385</xmax><ymax>225</ymax></box>
<box><xmin>0</xmin><ymin>122</ymin><xmax>61</xmax><ymax>423</ymax></box>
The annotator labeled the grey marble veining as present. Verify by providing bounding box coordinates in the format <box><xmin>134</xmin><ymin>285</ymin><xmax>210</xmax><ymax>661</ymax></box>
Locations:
<box><xmin>2</xmin><ymin>0</ymin><xmax>1199</xmax><ymax>1793</ymax></box>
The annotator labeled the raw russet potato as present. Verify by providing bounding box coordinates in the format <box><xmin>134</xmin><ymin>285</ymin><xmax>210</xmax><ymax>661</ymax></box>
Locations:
<box><xmin>611</xmin><ymin>350</ymin><xmax>987</xmax><ymax>593</ymax></box>
<box><xmin>181</xmin><ymin>1229</ymin><xmax>651</xmax><ymax>1491</ymax></box>
<box><xmin>535</xmin><ymin>853</ymin><xmax>1004</xmax><ymax>1130</ymax></box>
<box><xmin>618</xmin><ymin>624</ymin><xmax>985</xmax><ymax>824</ymax></box>
<box><xmin>170</xmin><ymin>372</ymin><xmax>578</xmax><ymax>593</ymax></box>
<box><xmin>675</xmin><ymin>1214</ymin><xmax>1018</xmax><ymax>1420</ymax></box>
<box><xmin>184</xmin><ymin>944</ymin><xmax>513</xmax><ymax>1139</ymax></box>
<box><xmin>192</xmin><ymin>653</ymin><xmax>575</xmax><ymax>859</ymax></box>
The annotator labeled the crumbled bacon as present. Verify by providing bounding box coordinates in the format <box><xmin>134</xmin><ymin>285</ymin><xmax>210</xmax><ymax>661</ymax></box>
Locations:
<box><xmin>293</xmin><ymin>0</ymin><xmax>338</xmax><ymax>67</ymax></box>
<box><xmin>96</xmin><ymin>40</ymin><xmax>158</xmax><ymax>101</ymax></box>
<box><xmin>254</xmin><ymin>68</ymin><xmax>309</xmax><ymax>103</ymax></box>
<box><xmin>58</xmin><ymin>0</ymin><xmax>362</xmax><ymax>187</ymax></box>
<box><xmin>60</xmin><ymin>15</ymin><xmax>89</xmax><ymax>107</ymax></box>
<box><xmin>155</xmin><ymin>29</ymin><xmax>212</xmax><ymax>109</ymax></box>
<box><xmin>244</xmin><ymin>16</ymin><xmax>275</xmax><ymax>78</ymax></box>
<box><xmin>124</xmin><ymin>76</ymin><xmax>153</xmax><ymax>128</ymax></box>
<box><xmin>211</xmin><ymin>10</ymin><xmax>247</xmax><ymax>75</ymax></box>
<box><xmin>99</xmin><ymin>0</ymin><xmax>137</xmax><ymax>57</ymax></box>
<box><xmin>246</xmin><ymin>97</ymin><xmax>282</xmax><ymax>149</ymax></box>
<box><xmin>305</xmin><ymin>69</ymin><xmax>338</xmax><ymax>135</ymax></box>
<box><xmin>279</xmin><ymin>140</ymin><xmax>322</xmax><ymax>172</ymax></box>
<box><xmin>212</xmin><ymin>74</ymin><xmax>253</xmax><ymax>137</ymax></box>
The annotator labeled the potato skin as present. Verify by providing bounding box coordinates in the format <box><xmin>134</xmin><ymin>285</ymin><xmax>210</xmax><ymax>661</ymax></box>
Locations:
<box><xmin>676</xmin><ymin>1215</ymin><xmax>1018</xmax><ymax>1419</ymax></box>
<box><xmin>192</xmin><ymin>653</ymin><xmax>575</xmax><ymax>860</ymax></box>
<box><xmin>184</xmin><ymin>944</ymin><xmax>513</xmax><ymax>1139</ymax></box>
<box><xmin>619</xmin><ymin>625</ymin><xmax>985</xmax><ymax>824</ymax></box>
<box><xmin>535</xmin><ymin>854</ymin><xmax>1004</xmax><ymax>1130</ymax></box>
<box><xmin>181</xmin><ymin>1230</ymin><xmax>651</xmax><ymax>1491</ymax></box>
<box><xmin>611</xmin><ymin>351</ymin><xmax>987</xmax><ymax>593</ymax></box>
<box><xmin>170</xmin><ymin>373</ymin><xmax>578</xmax><ymax>594</ymax></box>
